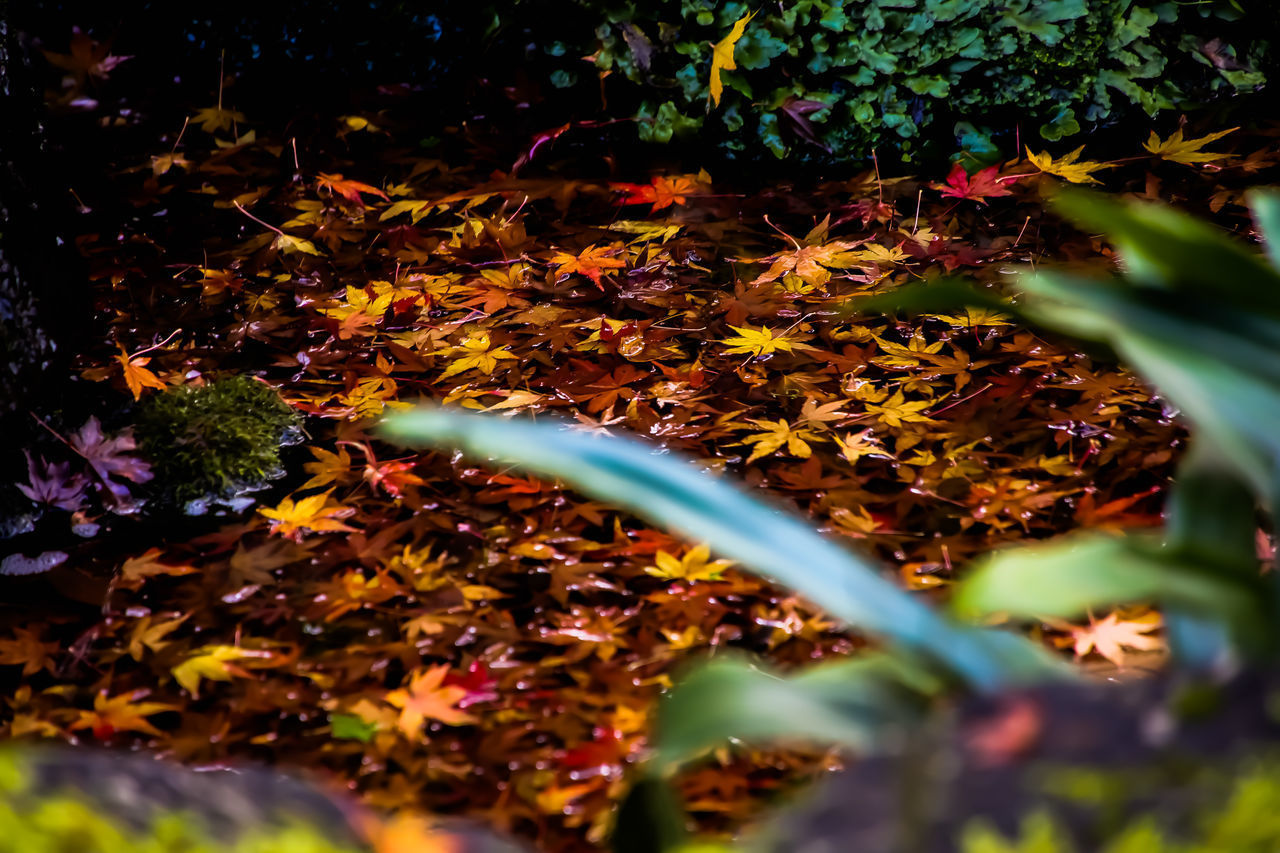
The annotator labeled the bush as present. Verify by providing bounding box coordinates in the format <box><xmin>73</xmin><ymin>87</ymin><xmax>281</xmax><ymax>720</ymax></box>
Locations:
<box><xmin>560</xmin><ymin>0</ymin><xmax>1271</xmax><ymax>163</ymax></box>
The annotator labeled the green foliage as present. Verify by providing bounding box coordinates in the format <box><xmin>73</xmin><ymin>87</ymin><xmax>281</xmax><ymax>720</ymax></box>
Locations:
<box><xmin>0</xmin><ymin>751</ymin><xmax>358</xmax><ymax>853</ymax></box>
<box><xmin>563</xmin><ymin>0</ymin><xmax>1270</xmax><ymax>163</ymax></box>
<box><xmin>133</xmin><ymin>375</ymin><xmax>303</xmax><ymax>510</ymax></box>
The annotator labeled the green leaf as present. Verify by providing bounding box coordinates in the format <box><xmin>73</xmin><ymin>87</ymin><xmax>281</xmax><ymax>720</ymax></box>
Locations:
<box><xmin>1248</xmin><ymin>189</ymin><xmax>1280</xmax><ymax>271</ymax></box>
<box><xmin>329</xmin><ymin>713</ymin><xmax>377</xmax><ymax>742</ymax></box>
<box><xmin>654</xmin><ymin>654</ymin><xmax>927</xmax><ymax>769</ymax></box>
<box><xmin>1049</xmin><ymin>189</ymin><xmax>1280</xmax><ymax>314</ymax></box>
<box><xmin>381</xmin><ymin>408</ymin><xmax>1059</xmax><ymax>691</ymax></box>
<box><xmin>612</xmin><ymin>774</ymin><xmax>688</xmax><ymax>853</ymax></box>
<box><xmin>953</xmin><ymin>532</ymin><xmax>1258</xmax><ymax>629</ymax></box>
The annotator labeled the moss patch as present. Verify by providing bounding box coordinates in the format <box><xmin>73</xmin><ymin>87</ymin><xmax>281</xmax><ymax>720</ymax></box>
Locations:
<box><xmin>133</xmin><ymin>376</ymin><xmax>303</xmax><ymax>511</ymax></box>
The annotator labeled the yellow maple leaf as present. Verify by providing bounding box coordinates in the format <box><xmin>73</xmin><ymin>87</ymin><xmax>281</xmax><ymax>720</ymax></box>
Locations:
<box><xmin>171</xmin><ymin>645</ymin><xmax>271</xmax><ymax>698</ymax></box>
<box><xmin>740</xmin><ymin>418</ymin><xmax>817</xmax><ymax>462</ymax></box>
<box><xmin>645</xmin><ymin>544</ymin><xmax>735</xmax><ymax>582</ymax></box>
<box><xmin>259</xmin><ymin>491</ymin><xmax>357</xmax><ymax>541</ymax></box>
<box><xmin>384</xmin><ymin>665</ymin><xmax>476</xmax><ymax>738</ymax></box>
<box><xmin>192</xmin><ymin>106</ymin><xmax>246</xmax><ymax>134</ymax></box>
<box><xmin>69</xmin><ymin>690</ymin><xmax>179</xmax><ymax>738</ymax></box>
<box><xmin>272</xmin><ymin>233</ymin><xmax>323</xmax><ymax>256</ymax></box>
<box><xmin>864</xmin><ymin>389</ymin><xmax>936</xmax><ymax>428</ymax></box>
<box><xmin>719</xmin><ymin>324</ymin><xmax>797</xmax><ymax>358</ymax></box>
<box><xmin>301</xmin><ymin>445</ymin><xmax>354</xmax><ymax>490</ymax></box>
<box><xmin>1143</xmin><ymin>127</ymin><xmax>1237</xmax><ymax>165</ymax></box>
<box><xmin>439</xmin><ymin>331</ymin><xmax>519</xmax><ymax>380</ymax></box>
<box><xmin>710</xmin><ymin>11</ymin><xmax>756</xmax><ymax>108</ymax></box>
<box><xmin>1025</xmin><ymin>146</ymin><xmax>1114</xmax><ymax>185</ymax></box>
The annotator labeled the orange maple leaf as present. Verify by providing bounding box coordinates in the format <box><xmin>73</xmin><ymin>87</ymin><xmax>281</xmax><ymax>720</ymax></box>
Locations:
<box><xmin>614</xmin><ymin>175</ymin><xmax>700</xmax><ymax>212</ymax></box>
<box><xmin>115</xmin><ymin>346</ymin><xmax>167</xmax><ymax>400</ymax></box>
<box><xmin>69</xmin><ymin>690</ymin><xmax>179</xmax><ymax>740</ymax></box>
<box><xmin>259</xmin><ymin>491</ymin><xmax>357</xmax><ymax>541</ymax></box>
<box><xmin>550</xmin><ymin>244</ymin><xmax>628</xmax><ymax>288</ymax></box>
<box><xmin>384</xmin><ymin>665</ymin><xmax>476</xmax><ymax>737</ymax></box>
<box><xmin>316</xmin><ymin>172</ymin><xmax>390</xmax><ymax>205</ymax></box>
<box><xmin>118</xmin><ymin>547</ymin><xmax>199</xmax><ymax>589</ymax></box>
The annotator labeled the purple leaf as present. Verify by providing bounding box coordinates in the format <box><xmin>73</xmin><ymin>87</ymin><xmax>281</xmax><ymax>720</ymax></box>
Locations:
<box><xmin>17</xmin><ymin>451</ymin><xmax>89</xmax><ymax>512</ymax></box>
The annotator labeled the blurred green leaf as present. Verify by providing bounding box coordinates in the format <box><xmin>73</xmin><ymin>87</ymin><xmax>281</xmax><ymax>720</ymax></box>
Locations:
<box><xmin>655</xmin><ymin>654</ymin><xmax>928</xmax><ymax>769</ymax></box>
<box><xmin>381</xmin><ymin>408</ymin><xmax>1059</xmax><ymax>690</ymax></box>
<box><xmin>1049</xmin><ymin>189</ymin><xmax>1280</xmax><ymax>313</ymax></box>
<box><xmin>612</xmin><ymin>774</ymin><xmax>688</xmax><ymax>853</ymax></box>
<box><xmin>953</xmin><ymin>533</ymin><xmax>1259</xmax><ymax>631</ymax></box>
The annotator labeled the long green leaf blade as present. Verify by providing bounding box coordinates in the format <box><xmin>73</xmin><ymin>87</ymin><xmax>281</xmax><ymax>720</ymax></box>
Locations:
<box><xmin>382</xmin><ymin>407</ymin><xmax>1057</xmax><ymax>690</ymax></box>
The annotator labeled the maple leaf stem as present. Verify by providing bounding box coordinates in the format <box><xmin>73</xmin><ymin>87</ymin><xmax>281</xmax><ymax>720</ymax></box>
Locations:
<box><xmin>1014</xmin><ymin>215</ymin><xmax>1032</xmax><ymax>247</ymax></box>
<box><xmin>170</xmin><ymin>117</ymin><xmax>189</xmax><ymax>154</ymax></box>
<box><xmin>29</xmin><ymin>413</ymin><xmax>77</xmax><ymax>455</ymax></box>
<box><xmin>128</xmin><ymin>328</ymin><xmax>183</xmax><ymax>359</ymax></box>
<box><xmin>232</xmin><ymin>201</ymin><xmax>284</xmax><ymax>236</ymax></box>
<box><xmin>762</xmin><ymin>215</ymin><xmax>802</xmax><ymax>250</ymax></box>
<box><xmin>924</xmin><ymin>382</ymin><xmax>994</xmax><ymax>417</ymax></box>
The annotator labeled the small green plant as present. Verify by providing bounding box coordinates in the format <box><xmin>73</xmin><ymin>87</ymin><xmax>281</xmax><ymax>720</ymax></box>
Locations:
<box><xmin>133</xmin><ymin>375</ymin><xmax>303</xmax><ymax>512</ymax></box>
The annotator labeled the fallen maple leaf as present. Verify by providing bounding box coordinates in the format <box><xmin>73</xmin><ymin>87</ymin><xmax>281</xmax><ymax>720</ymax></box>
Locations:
<box><xmin>751</xmin><ymin>238</ymin><xmax>866</xmax><ymax>287</ymax></box>
<box><xmin>1071</xmin><ymin>612</ymin><xmax>1164</xmax><ymax>667</ymax></box>
<box><xmin>1143</xmin><ymin>127</ymin><xmax>1237</xmax><ymax>165</ymax></box>
<box><xmin>16</xmin><ymin>451</ymin><xmax>88</xmax><ymax>511</ymax></box>
<box><xmin>368</xmin><ymin>814</ymin><xmax>462</xmax><ymax>853</ymax></box>
<box><xmin>316</xmin><ymin>172</ymin><xmax>390</xmax><ymax>205</ymax></box>
<box><xmin>69</xmin><ymin>690</ymin><xmax>179</xmax><ymax>739</ymax></box>
<box><xmin>171</xmin><ymin>644</ymin><xmax>273</xmax><ymax>698</ymax></box>
<box><xmin>118</xmin><ymin>547</ymin><xmax>199</xmax><ymax>589</ymax></box>
<box><xmin>42</xmin><ymin>31</ymin><xmax>130</xmax><ymax>86</ymax></box>
<box><xmin>613</xmin><ymin>175</ymin><xmax>700</xmax><ymax>212</ymax></box>
<box><xmin>192</xmin><ymin>105</ymin><xmax>247</xmax><ymax>134</ymax></box>
<box><xmin>718</xmin><ymin>324</ymin><xmax>799</xmax><ymax>358</ymax></box>
<box><xmin>645</xmin><ymin>544</ymin><xmax>735</xmax><ymax>582</ymax></box>
<box><xmin>1026</xmin><ymin>146</ymin><xmax>1114</xmax><ymax>185</ymax></box>
<box><xmin>259</xmin><ymin>491</ymin><xmax>357</xmax><ymax>541</ymax></box>
<box><xmin>0</xmin><ymin>627</ymin><xmax>60</xmax><ymax>676</ymax></box>
<box><xmin>115</xmin><ymin>345</ymin><xmax>168</xmax><ymax>399</ymax></box>
<box><xmin>550</xmin><ymin>244</ymin><xmax>628</xmax><ymax>288</ymax></box>
<box><xmin>70</xmin><ymin>417</ymin><xmax>153</xmax><ymax>504</ymax></box>
<box><xmin>933</xmin><ymin>162</ymin><xmax>1015</xmax><ymax>202</ymax></box>
<box><xmin>384</xmin><ymin>665</ymin><xmax>477</xmax><ymax>737</ymax></box>
<box><xmin>709</xmin><ymin>11</ymin><xmax>755</xmax><ymax>108</ymax></box>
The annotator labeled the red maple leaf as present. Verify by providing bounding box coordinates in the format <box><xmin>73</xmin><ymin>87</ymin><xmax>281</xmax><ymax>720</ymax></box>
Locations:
<box><xmin>932</xmin><ymin>163</ymin><xmax>1015</xmax><ymax>202</ymax></box>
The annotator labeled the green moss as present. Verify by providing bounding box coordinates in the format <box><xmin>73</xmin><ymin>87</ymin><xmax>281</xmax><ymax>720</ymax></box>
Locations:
<box><xmin>132</xmin><ymin>376</ymin><xmax>303</xmax><ymax>510</ymax></box>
